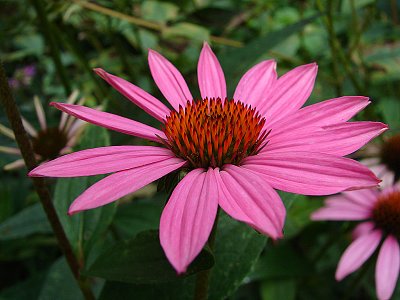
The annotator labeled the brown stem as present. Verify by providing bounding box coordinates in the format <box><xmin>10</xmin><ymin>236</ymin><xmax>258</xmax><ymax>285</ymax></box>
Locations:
<box><xmin>0</xmin><ymin>62</ymin><xmax>95</xmax><ymax>300</ymax></box>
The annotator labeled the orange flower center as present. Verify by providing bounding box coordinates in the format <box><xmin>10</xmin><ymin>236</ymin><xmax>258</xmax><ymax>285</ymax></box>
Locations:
<box><xmin>373</xmin><ymin>190</ymin><xmax>400</xmax><ymax>238</ymax></box>
<box><xmin>380</xmin><ymin>134</ymin><xmax>400</xmax><ymax>178</ymax></box>
<box><xmin>162</xmin><ymin>98</ymin><xmax>269</xmax><ymax>169</ymax></box>
<box><xmin>32</xmin><ymin>127</ymin><xmax>68</xmax><ymax>161</ymax></box>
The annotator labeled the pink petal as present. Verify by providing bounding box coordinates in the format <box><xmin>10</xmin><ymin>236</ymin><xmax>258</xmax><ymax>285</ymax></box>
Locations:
<box><xmin>233</xmin><ymin>60</ymin><xmax>277</xmax><ymax>107</ymax></box>
<box><xmin>341</xmin><ymin>188</ymin><xmax>379</xmax><ymax>209</ymax></box>
<box><xmin>269</xmin><ymin>96</ymin><xmax>370</xmax><ymax>136</ymax></box>
<box><xmin>94</xmin><ymin>68</ymin><xmax>170</xmax><ymax>122</ymax></box>
<box><xmin>325</xmin><ymin>196</ymin><xmax>372</xmax><ymax>214</ymax></box>
<box><xmin>243</xmin><ymin>151</ymin><xmax>380</xmax><ymax>196</ymax></box>
<box><xmin>352</xmin><ymin>222</ymin><xmax>375</xmax><ymax>239</ymax></box>
<box><xmin>335</xmin><ymin>229</ymin><xmax>382</xmax><ymax>280</ymax></box>
<box><xmin>34</xmin><ymin>96</ymin><xmax>47</xmax><ymax>130</ymax></box>
<box><xmin>160</xmin><ymin>168</ymin><xmax>218</xmax><ymax>274</ymax></box>
<box><xmin>259</xmin><ymin>63</ymin><xmax>318</xmax><ymax>123</ymax></box>
<box><xmin>148</xmin><ymin>50</ymin><xmax>192</xmax><ymax>110</ymax></box>
<box><xmin>29</xmin><ymin>146</ymin><xmax>177</xmax><ymax>177</ymax></box>
<box><xmin>50</xmin><ymin>102</ymin><xmax>166</xmax><ymax>143</ymax></box>
<box><xmin>376</xmin><ymin>236</ymin><xmax>400</xmax><ymax>300</ymax></box>
<box><xmin>266</xmin><ymin>122</ymin><xmax>387</xmax><ymax>156</ymax></box>
<box><xmin>68</xmin><ymin>157</ymin><xmax>186</xmax><ymax>214</ymax></box>
<box><xmin>215</xmin><ymin>165</ymin><xmax>285</xmax><ymax>239</ymax></box>
<box><xmin>311</xmin><ymin>206</ymin><xmax>371</xmax><ymax>221</ymax></box>
<box><xmin>197</xmin><ymin>42</ymin><xmax>226</xmax><ymax>100</ymax></box>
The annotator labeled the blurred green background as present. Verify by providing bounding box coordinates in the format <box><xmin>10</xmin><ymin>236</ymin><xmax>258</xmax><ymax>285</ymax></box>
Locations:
<box><xmin>1</xmin><ymin>0</ymin><xmax>399</xmax><ymax>299</ymax></box>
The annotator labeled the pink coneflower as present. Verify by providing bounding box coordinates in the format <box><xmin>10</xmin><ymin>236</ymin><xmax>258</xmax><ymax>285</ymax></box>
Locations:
<box><xmin>0</xmin><ymin>91</ymin><xmax>86</xmax><ymax>170</ymax></box>
<box><xmin>29</xmin><ymin>42</ymin><xmax>386</xmax><ymax>273</ymax></box>
<box><xmin>311</xmin><ymin>184</ymin><xmax>400</xmax><ymax>300</ymax></box>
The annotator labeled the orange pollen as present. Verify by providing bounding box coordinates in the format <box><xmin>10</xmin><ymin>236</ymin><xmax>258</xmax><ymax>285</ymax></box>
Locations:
<box><xmin>161</xmin><ymin>98</ymin><xmax>269</xmax><ymax>169</ymax></box>
<box><xmin>372</xmin><ymin>190</ymin><xmax>400</xmax><ymax>238</ymax></box>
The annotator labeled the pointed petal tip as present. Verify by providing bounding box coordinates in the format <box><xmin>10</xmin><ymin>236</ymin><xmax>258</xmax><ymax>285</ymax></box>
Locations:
<box><xmin>93</xmin><ymin>68</ymin><xmax>107</xmax><ymax>78</ymax></box>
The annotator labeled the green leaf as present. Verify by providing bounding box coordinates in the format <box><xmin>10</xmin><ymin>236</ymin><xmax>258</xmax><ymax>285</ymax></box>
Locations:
<box><xmin>99</xmin><ymin>212</ymin><xmax>268</xmax><ymax>299</ymax></box>
<box><xmin>38</xmin><ymin>258</ymin><xmax>83</xmax><ymax>300</ymax></box>
<box><xmin>163</xmin><ymin>23</ymin><xmax>210</xmax><ymax>42</ymax></box>
<box><xmin>260</xmin><ymin>279</ymin><xmax>296</xmax><ymax>300</ymax></box>
<box><xmin>208</xmin><ymin>212</ymin><xmax>267</xmax><ymax>300</ymax></box>
<box><xmin>141</xmin><ymin>1</ymin><xmax>179</xmax><ymax>23</ymax></box>
<box><xmin>86</xmin><ymin>230</ymin><xmax>214</xmax><ymax>284</ymax></box>
<box><xmin>112</xmin><ymin>197</ymin><xmax>163</xmax><ymax>239</ymax></box>
<box><xmin>250</xmin><ymin>242</ymin><xmax>313</xmax><ymax>280</ymax></box>
<box><xmin>378</xmin><ymin>97</ymin><xmax>400</xmax><ymax>131</ymax></box>
<box><xmin>282</xmin><ymin>193</ymin><xmax>321</xmax><ymax>238</ymax></box>
<box><xmin>53</xmin><ymin>125</ymin><xmax>116</xmax><ymax>257</ymax></box>
<box><xmin>0</xmin><ymin>203</ymin><xmax>51</xmax><ymax>240</ymax></box>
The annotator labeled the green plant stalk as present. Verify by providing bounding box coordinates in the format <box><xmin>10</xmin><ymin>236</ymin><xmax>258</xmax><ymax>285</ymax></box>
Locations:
<box><xmin>30</xmin><ymin>0</ymin><xmax>72</xmax><ymax>95</ymax></box>
<box><xmin>194</xmin><ymin>209</ymin><xmax>220</xmax><ymax>300</ymax></box>
<box><xmin>0</xmin><ymin>62</ymin><xmax>94</xmax><ymax>300</ymax></box>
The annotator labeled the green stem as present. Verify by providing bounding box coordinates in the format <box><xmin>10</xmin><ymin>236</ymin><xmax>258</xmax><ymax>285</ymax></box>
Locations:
<box><xmin>30</xmin><ymin>0</ymin><xmax>72</xmax><ymax>96</ymax></box>
<box><xmin>194</xmin><ymin>209</ymin><xmax>220</xmax><ymax>300</ymax></box>
<box><xmin>0</xmin><ymin>62</ymin><xmax>94</xmax><ymax>300</ymax></box>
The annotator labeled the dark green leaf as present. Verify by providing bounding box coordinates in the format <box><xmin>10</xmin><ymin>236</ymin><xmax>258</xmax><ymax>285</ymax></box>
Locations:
<box><xmin>0</xmin><ymin>203</ymin><xmax>51</xmax><ymax>240</ymax></box>
<box><xmin>86</xmin><ymin>230</ymin><xmax>214</xmax><ymax>284</ymax></box>
<box><xmin>260</xmin><ymin>279</ymin><xmax>296</xmax><ymax>300</ymax></box>
<box><xmin>208</xmin><ymin>212</ymin><xmax>267</xmax><ymax>300</ymax></box>
<box><xmin>38</xmin><ymin>258</ymin><xmax>83</xmax><ymax>300</ymax></box>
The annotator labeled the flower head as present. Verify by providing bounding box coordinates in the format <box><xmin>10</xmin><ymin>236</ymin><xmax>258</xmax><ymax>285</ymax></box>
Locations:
<box><xmin>29</xmin><ymin>42</ymin><xmax>386</xmax><ymax>273</ymax></box>
<box><xmin>312</xmin><ymin>183</ymin><xmax>400</xmax><ymax>300</ymax></box>
<box><xmin>0</xmin><ymin>91</ymin><xmax>86</xmax><ymax>170</ymax></box>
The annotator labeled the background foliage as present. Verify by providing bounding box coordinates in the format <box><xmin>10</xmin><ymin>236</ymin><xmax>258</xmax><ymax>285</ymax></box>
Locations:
<box><xmin>1</xmin><ymin>0</ymin><xmax>399</xmax><ymax>299</ymax></box>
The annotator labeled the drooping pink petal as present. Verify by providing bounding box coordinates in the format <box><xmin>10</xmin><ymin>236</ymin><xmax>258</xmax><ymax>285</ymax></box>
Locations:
<box><xmin>29</xmin><ymin>146</ymin><xmax>177</xmax><ymax>177</ymax></box>
<box><xmin>310</xmin><ymin>207</ymin><xmax>371</xmax><ymax>221</ymax></box>
<box><xmin>59</xmin><ymin>90</ymin><xmax>79</xmax><ymax>130</ymax></box>
<box><xmin>215</xmin><ymin>165</ymin><xmax>285</xmax><ymax>239</ymax></box>
<box><xmin>233</xmin><ymin>60</ymin><xmax>277</xmax><ymax>107</ymax></box>
<box><xmin>4</xmin><ymin>159</ymin><xmax>26</xmax><ymax>171</ymax></box>
<box><xmin>352</xmin><ymin>222</ymin><xmax>375</xmax><ymax>239</ymax></box>
<box><xmin>335</xmin><ymin>229</ymin><xmax>382</xmax><ymax>281</ymax></box>
<box><xmin>265</xmin><ymin>122</ymin><xmax>388</xmax><ymax>156</ymax></box>
<box><xmin>50</xmin><ymin>102</ymin><xmax>166</xmax><ymax>143</ymax></box>
<box><xmin>259</xmin><ymin>63</ymin><xmax>318</xmax><ymax>123</ymax></box>
<box><xmin>94</xmin><ymin>68</ymin><xmax>170</xmax><ymax>122</ymax></box>
<box><xmin>341</xmin><ymin>188</ymin><xmax>379</xmax><ymax>209</ymax></box>
<box><xmin>68</xmin><ymin>157</ymin><xmax>186</xmax><ymax>215</ymax></box>
<box><xmin>34</xmin><ymin>96</ymin><xmax>47</xmax><ymax>130</ymax></box>
<box><xmin>376</xmin><ymin>235</ymin><xmax>400</xmax><ymax>300</ymax></box>
<box><xmin>197</xmin><ymin>42</ymin><xmax>226</xmax><ymax>100</ymax></box>
<box><xmin>243</xmin><ymin>152</ymin><xmax>380</xmax><ymax>196</ymax></box>
<box><xmin>160</xmin><ymin>168</ymin><xmax>218</xmax><ymax>274</ymax></box>
<box><xmin>325</xmin><ymin>196</ymin><xmax>372</xmax><ymax>214</ymax></box>
<box><xmin>269</xmin><ymin>96</ymin><xmax>370</xmax><ymax>135</ymax></box>
<box><xmin>148</xmin><ymin>50</ymin><xmax>192</xmax><ymax>110</ymax></box>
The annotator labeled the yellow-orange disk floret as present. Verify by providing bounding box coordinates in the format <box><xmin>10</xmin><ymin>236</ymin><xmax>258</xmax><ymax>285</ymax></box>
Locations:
<box><xmin>162</xmin><ymin>98</ymin><xmax>269</xmax><ymax>169</ymax></box>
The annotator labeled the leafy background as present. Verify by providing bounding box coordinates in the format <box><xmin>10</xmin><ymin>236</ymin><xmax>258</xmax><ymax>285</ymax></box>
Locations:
<box><xmin>1</xmin><ymin>0</ymin><xmax>400</xmax><ymax>299</ymax></box>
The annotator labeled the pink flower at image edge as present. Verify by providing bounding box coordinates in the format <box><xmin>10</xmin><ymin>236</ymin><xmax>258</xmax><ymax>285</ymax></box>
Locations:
<box><xmin>312</xmin><ymin>185</ymin><xmax>400</xmax><ymax>300</ymax></box>
<box><xmin>29</xmin><ymin>42</ymin><xmax>387</xmax><ymax>273</ymax></box>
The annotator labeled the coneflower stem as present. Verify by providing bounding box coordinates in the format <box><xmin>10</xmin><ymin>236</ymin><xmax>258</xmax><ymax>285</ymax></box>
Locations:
<box><xmin>194</xmin><ymin>209</ymin><xmax>220</xmax><ymax>300</ymax></box>
<box><xmin>0</xmin><ymin>62</ymin><xmax>95</xmax><ymax>300</ymax></box>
